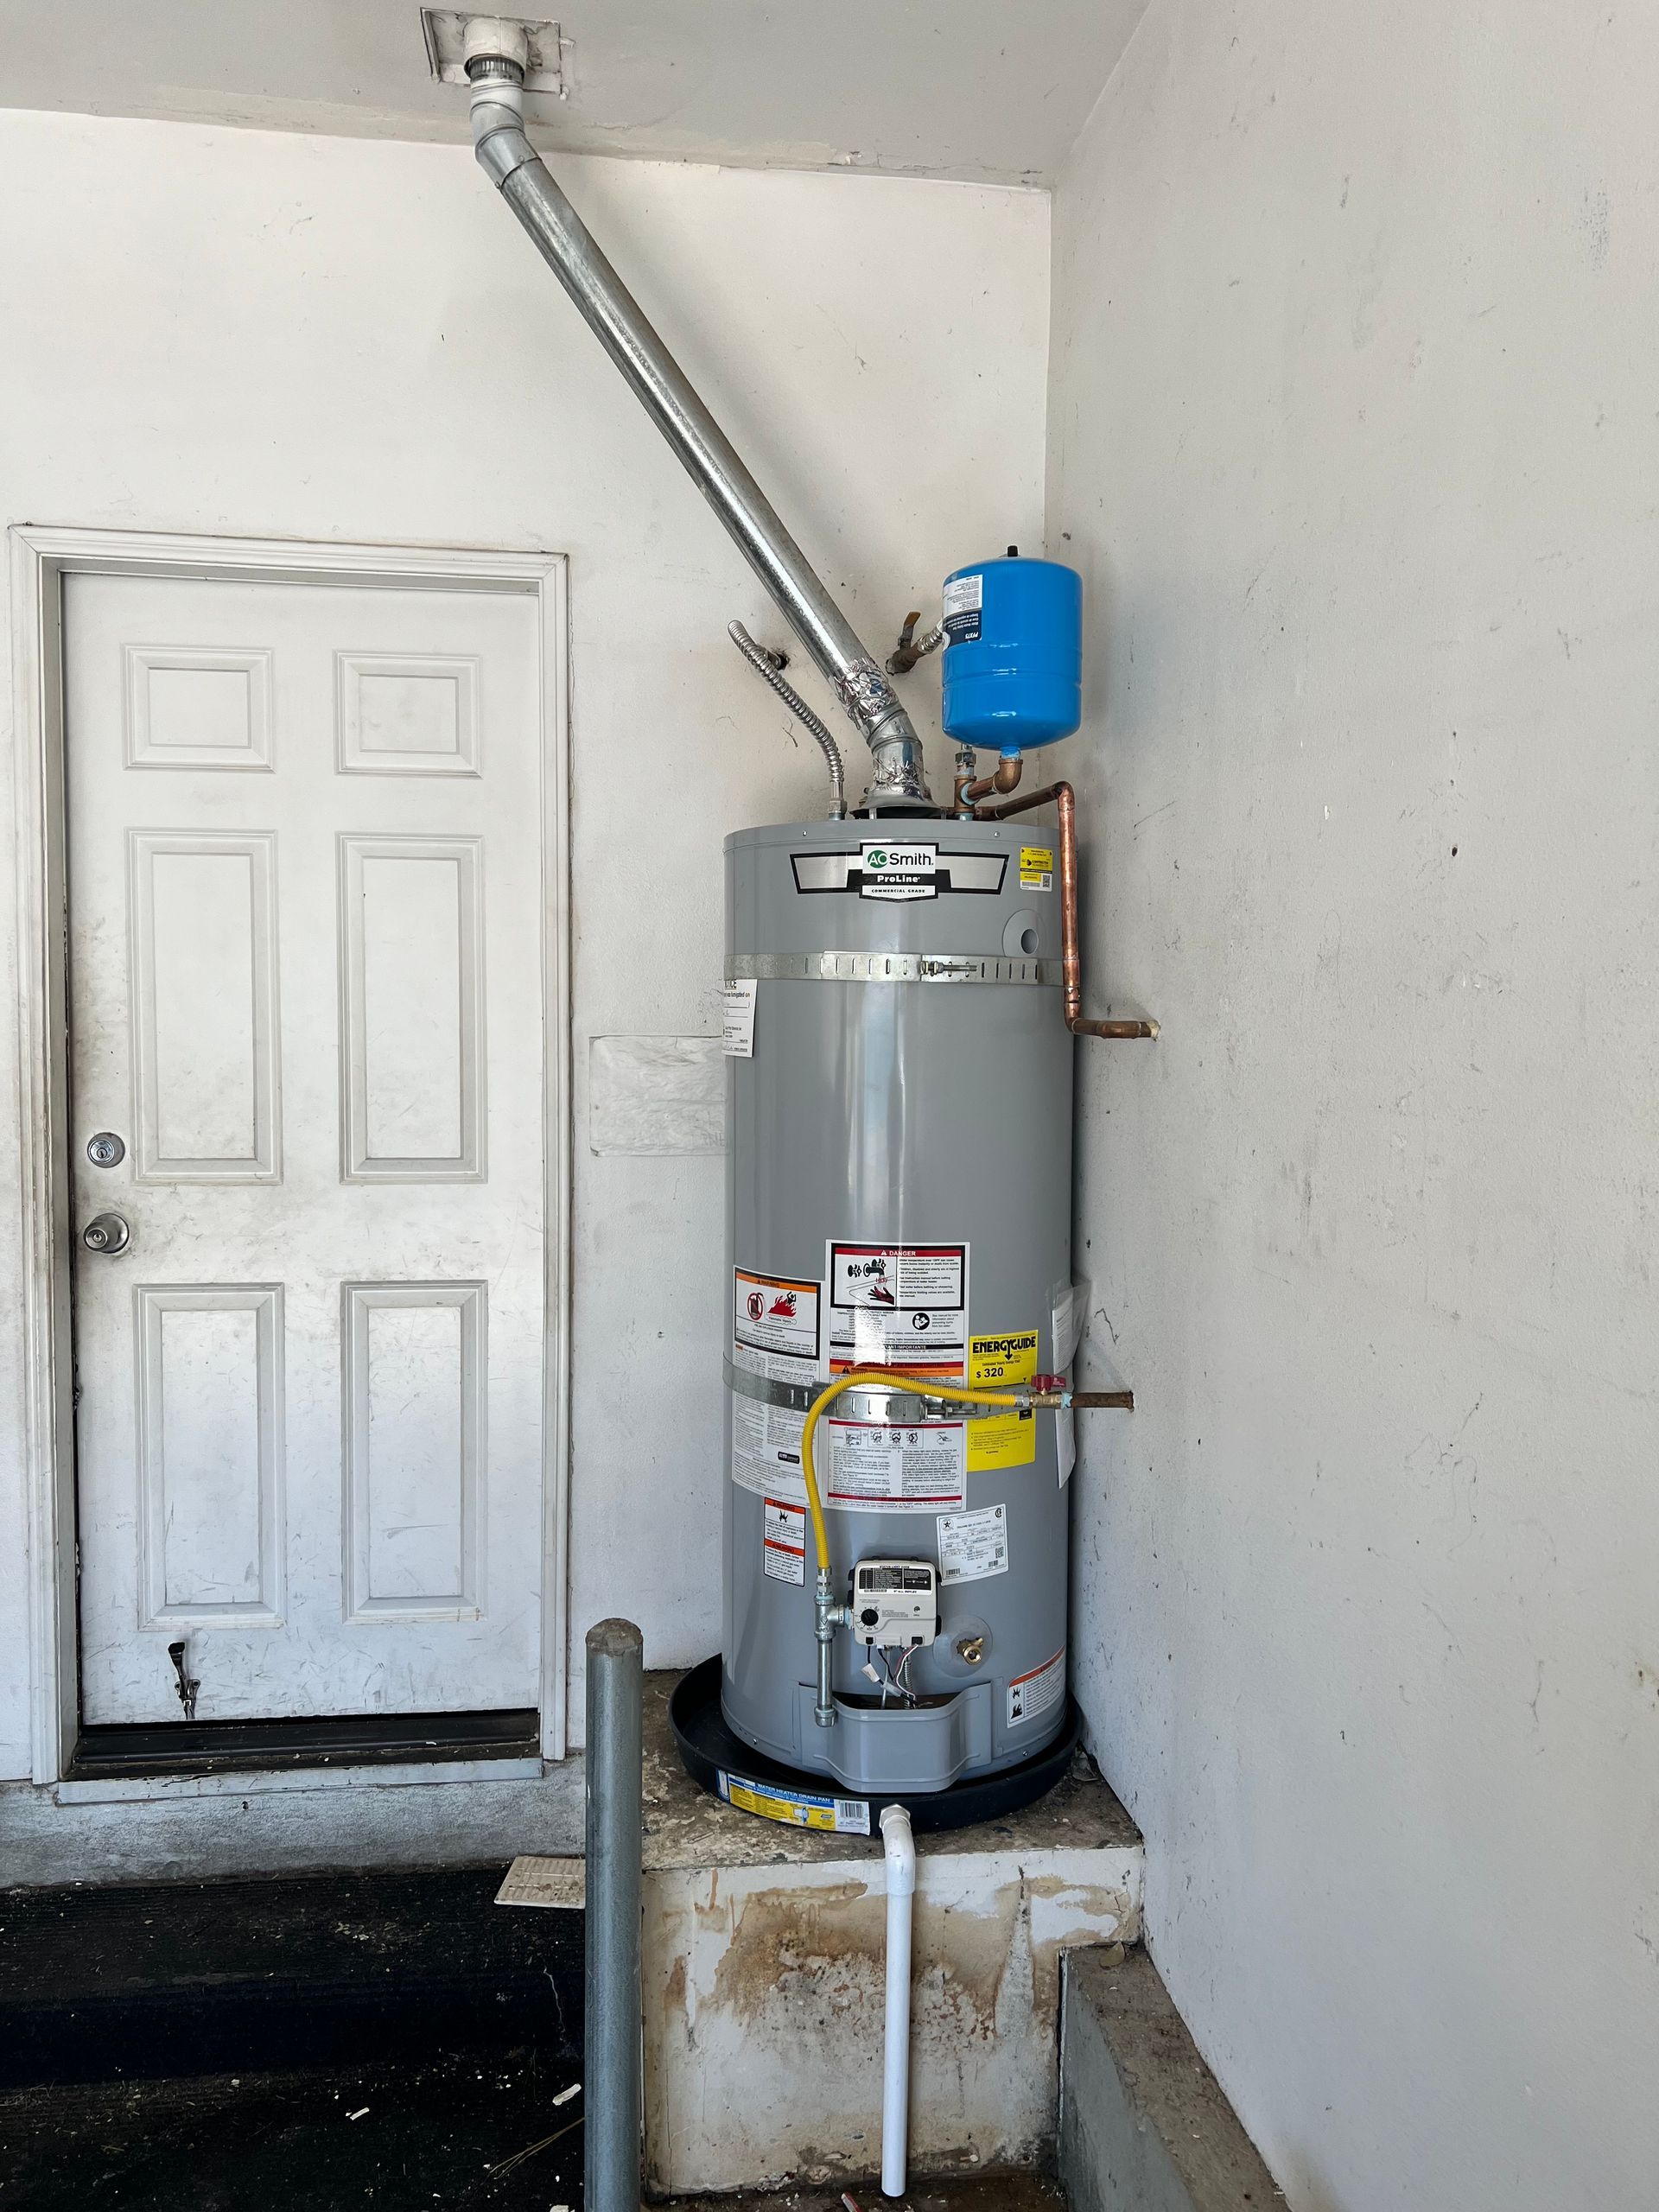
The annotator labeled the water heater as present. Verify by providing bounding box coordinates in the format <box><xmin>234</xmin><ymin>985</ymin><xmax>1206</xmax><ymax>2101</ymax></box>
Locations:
<box><xmin>720</xmin><ymin>818</ymin><xmax>1075</xmax><ymax>1795</ymax></box>
<box><xmin>462</xmin><ymin>48</ymin><xmax>1152</xmax><ymax>1823</ymax></box>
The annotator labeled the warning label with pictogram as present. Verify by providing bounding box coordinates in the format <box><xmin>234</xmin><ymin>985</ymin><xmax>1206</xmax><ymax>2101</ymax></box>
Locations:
<box><xmin>1007</xmin><ymin>1647</ymin><xmax>1065</xmax><ymax>1728</ymax></box>
<box><xmin>824</xmin><ymin>1417</ymin><xmax>966</xmax><ymax>1515</ymax></box>
<box><xmin>762</xmin><ymin>1497</ymin><xmax>807</xmax><ymax>1586</ymax></box>
<box><xmin>826</xmin><ymin>1241</ymin><xmax>968</xmax><ymax>1378</ymax></box>
<box><xmin>733</xmin><ymin>1268</ymin><xmax>821</xmax><ymax>1385</ymax></box>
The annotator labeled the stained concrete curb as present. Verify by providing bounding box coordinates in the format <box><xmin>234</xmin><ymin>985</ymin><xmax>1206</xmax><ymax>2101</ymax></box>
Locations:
<box><xmin>1060</xmin><ymin>1946</ymin><xmax>1281</xmax><ymax>2212</ymax></box>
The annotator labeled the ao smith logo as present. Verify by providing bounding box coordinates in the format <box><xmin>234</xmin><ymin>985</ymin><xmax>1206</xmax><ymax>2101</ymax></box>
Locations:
<box><xmin>864</xmin><ymin>847</ymin><xmax>931</xmax><ymax>871</ymax></box>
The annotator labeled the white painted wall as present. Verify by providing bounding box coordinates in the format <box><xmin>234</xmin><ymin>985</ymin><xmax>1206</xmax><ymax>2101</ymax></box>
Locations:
<box><xmin>0</xmin><ymin>109</ymin><xmax>1049</xmax><ymax>1772</ymax></box>
<box><xmin>1051</xmin><ymin>4</ymin><xmax>1659</xmax><ymax>2207</ymax></box>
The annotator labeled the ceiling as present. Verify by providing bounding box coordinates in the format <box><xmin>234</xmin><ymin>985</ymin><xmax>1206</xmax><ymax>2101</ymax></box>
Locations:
<box><xmin>0</xmin><ymin>0</ymin><xmax>1150</xmax><ymax>185</ymax></box>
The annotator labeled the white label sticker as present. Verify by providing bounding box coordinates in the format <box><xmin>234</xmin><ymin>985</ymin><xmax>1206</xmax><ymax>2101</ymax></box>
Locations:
<box><xmin>827</xmin><ymin>1241</ymin><xmax>968</xmax><ymax>1378</ymax></box>
<box><xmin>859</xmin><ymin>841</ymin><xmax>938</xmax><ymax>903</ymax></box>
<box><xmin>1052</xmin><ymin>1279</ymin><xmax>1091</xmax><ymax>1372</ymax></box>
<box><xmin>1057</xmin><ymin>1402</ymin><xmax>1077</xmax><ymax>1487</ymax></box>
<box><xmin>730</xmin><ymin>1389</ymin><xmax>807</xmax><ymax>1504</ymax></box>
<box><xmin>825</xmin><ymin>1417</ymin><xmax>966</xmax><ymax>1514</ymax></box>
<box><xmin>937</xmin><ymin>1501</ymin><xmax>1009</xmax><ymax>1584</ymax></box>
<box><xmin>734</xmin><ymin>1268</ymin><xmax>822</xmax><ymax>1385</ymax></box>
<box><xmin>721</xmin><ymin>977</ymin><xmax>759</xmax><ymax>1057</ymax></box>
<box><xmin>763</xmin><ymin>1497</ymin><xmax>807</xmax><ymax>1586</ymax></box>
<box><xmin>941</xmin><ymin>572</ymin><xmax>983</xmax><ymax>643</ymax></box>
<box><xmin>1007</xmin><ymin>1647</ymin><xmax>1065</xmax><ymax>1728</ymax></box>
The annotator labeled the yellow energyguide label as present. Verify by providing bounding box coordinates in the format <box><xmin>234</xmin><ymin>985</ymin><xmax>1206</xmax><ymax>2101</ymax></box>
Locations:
<box><xmin>968</xmin><ymin>1329</ymin><xmax>1039</xmax><ymax>1470</ymax></box>
<box><xmin>1020</xmin><ymin>844</ymin><xmax>1054</xmax><ymax>890</ymax></box>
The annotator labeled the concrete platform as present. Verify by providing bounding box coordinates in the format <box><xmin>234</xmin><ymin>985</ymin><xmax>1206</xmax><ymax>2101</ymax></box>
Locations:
<box><xmin>502</xmin><ymin>1675</ymin><xmax>1142</xmax><ymax>2196</ymax></box>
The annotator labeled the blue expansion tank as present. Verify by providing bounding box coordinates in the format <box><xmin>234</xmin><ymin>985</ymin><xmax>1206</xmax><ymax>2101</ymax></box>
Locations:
<box><xmin>940</xmin><ymin>549</ymin><xmax>1082</xmax><ymax>755</ymax></box>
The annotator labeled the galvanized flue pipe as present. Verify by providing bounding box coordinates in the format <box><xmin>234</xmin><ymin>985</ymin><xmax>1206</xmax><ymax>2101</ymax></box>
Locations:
<box><xmin>584</xmin><ymin>1617</ymin><xmax>644</xmax><ymax>2212</ymax></box>
<box><xmin>467</xmin><ymin>49</ymin><xmax>930</xmax><ymax>809</ymax></box>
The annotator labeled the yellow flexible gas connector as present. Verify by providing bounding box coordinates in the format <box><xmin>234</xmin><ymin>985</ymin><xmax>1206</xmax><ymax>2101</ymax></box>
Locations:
<box><xmin>798</xmin><ymin>1365</ymin><xmax>1027</xmax><ymax>1577</ymax></box>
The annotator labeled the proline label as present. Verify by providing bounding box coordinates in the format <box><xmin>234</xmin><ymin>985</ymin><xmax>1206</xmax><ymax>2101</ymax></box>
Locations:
<box><xmin>858</xmin><ymin>841</ymin><xmax>937</xmax><ymax>902</ymax></box>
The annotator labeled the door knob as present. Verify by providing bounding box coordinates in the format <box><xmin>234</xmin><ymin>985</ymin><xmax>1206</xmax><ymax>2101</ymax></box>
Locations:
<box><xmin>82</xmin><ymin>1212</ymin><xmax>132</xmax><ymax>1255</ymax></box>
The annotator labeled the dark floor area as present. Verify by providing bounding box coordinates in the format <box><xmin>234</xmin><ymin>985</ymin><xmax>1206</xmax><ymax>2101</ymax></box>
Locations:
<box><xmin>0</xmin><ymin>1862</ymin><xmax>584</xmax><ymax>2209</ymax></box>
<box><xmin>0</xmin><ymin>1855</ymin><xmax>1066</xmax><ymax>2210</ymax></box>
<box><xmin>0</xmin><ymin>2054</ymin><xmax>585</xmax><ymax>2210</ymax></box>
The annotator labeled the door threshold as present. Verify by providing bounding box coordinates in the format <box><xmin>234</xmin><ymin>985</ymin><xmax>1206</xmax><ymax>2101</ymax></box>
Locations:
<box><xmin>63</xmin><ymin>1708</ymin><xmax>541</xmax><ymax>1783</ymax></box>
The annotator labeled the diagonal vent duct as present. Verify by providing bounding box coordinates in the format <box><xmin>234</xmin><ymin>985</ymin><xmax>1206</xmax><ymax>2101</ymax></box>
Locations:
<box><xmin>459</xmin><ymin>20</ymin><xmax>931</xmax><ymax>809</ymax></box>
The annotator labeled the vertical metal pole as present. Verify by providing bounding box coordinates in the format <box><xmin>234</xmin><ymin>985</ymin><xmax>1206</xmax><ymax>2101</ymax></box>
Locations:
<box><xmin>586</xmin><ymin>1618</ymin><xmax>644</xmax><ymax>2212</ymax></box>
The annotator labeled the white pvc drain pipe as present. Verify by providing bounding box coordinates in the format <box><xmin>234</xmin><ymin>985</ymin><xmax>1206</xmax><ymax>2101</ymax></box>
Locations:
<box><xmin>880</xmin><ymin>1803</ymin><xmax>917</xmax><ymax>2198</ymax></box>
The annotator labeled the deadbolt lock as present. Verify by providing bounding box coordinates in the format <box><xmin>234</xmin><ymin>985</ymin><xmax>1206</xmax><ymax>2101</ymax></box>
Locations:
<box><xmin>86</xmin><ymin>1132</ymin><xmax>125</xmax><ymax>1168</ymax></box>
<box><xmin>81</xmin><ymin>1212</ymin><xmax>132</xmax><ymax>1255</ymax></box>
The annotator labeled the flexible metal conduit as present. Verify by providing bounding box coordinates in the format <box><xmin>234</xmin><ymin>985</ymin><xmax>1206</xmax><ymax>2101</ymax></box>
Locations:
<box><xmin>728</xmin><ymin>620</ymin><xmax>847</xmax><ymax>817</ymax></box>
<box><xmin>467</xmin><ymin>48</ymin><xmax>929</xmax><ymax>806</ymax></box>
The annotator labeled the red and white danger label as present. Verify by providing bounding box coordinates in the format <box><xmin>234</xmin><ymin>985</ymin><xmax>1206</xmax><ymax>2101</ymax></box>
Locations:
<box><xmin>1007</xmin><ymin>1647</ymin><xmax>1065</xmax><ymax>1729</ymax></box>
<box><xmin>826</xmin><ymin>1241</ymin><xmax>968</xmax><ymax>1378</ymax></box>
<box><xmin>762</xmin><ymin>1497</ymin><xmax>806</xmax><ymax>1586</ymax></box>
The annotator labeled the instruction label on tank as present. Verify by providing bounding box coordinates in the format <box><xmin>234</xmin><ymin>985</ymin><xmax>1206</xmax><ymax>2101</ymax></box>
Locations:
<box><xmin>730</xmin><ymin>1390</ymin><xmax>807</xmax><ymax>1506</ymax></box>
<box><xmin>1020</xmin><ymin>844</ymin><xmax>1054</xmax><ymax>893</ymax></box>
<box><xmin>859</xmin><ymin>841</ymin><xmax>937</xmax><ymax>902</ymax></box>
<box><xmin>967</xmin><ymin>1329</ymin><xmax>1039</xmax><ymax>1471</ymax></box>
<box><xmin>1007</xmin><ymin>1646</ymin><xmax>1065</xmax><ymax>1729</ymax></box>
<box><xmin>942</xmin><ymin>571</ymin><xmax>983</xmax><ymax>642</ymax></box>
<box><xmin>827</xmin><ymin>1241</ymin><xmax>968</xmax><ymax>1377</ymax></box>
<box><xmin>825</xmin><ymin>1417</ymin><xmax>966</xmax><ymax>1514</ymax></box>
<box><xmin>937</xmin><ymin>1501</ymin><xmax>1009</xmax><ymax>1585</ymax></box>
<box><xmin>718</xmin><ymin>1773</ymin><xmax>870</xmax><ymax>1834</ymax></box>
<box><xmin>733</xmin><ymin>1268</ymin><xmax>821</xmax><ymax>1383</ymax></box>
<box><xmin>721</xmin><ymin>976</ymin><xmax>759</xmax><ymax>1056</ymax></box>
<box><xmin>762</xmin><ymin>1497</ymin><xmax>806</xmax><ymax>1586</ymax></box>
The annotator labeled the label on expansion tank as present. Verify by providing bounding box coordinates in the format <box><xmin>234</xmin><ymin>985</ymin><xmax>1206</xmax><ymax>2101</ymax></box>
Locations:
<box><xmin>942</xmin><ymin>571</ymin><xmax>983</xmax><ymax>642</ymax></box>
<box><xmin>827</xmin><ymin>1241</ymin><xmax>968</xmax><ymax>1378</ymax></box>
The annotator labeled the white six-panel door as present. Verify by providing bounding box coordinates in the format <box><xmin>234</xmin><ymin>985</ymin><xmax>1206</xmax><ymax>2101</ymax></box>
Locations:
<box><xmin>65</xmin><ymin>571</ymin><xmax>549</xmax><ymax>1725</ymax></box>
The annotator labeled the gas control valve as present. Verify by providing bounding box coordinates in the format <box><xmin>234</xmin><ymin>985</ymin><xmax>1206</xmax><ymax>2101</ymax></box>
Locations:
<box><xmin>851</xmin><ymin>1560</ymin><xmax>940</xmax><ymax>1649</ymax></box>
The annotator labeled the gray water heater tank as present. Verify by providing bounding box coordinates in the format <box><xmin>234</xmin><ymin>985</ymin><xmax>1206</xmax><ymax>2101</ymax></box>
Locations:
<box><xmin>722</xmin><ymin>817</ymin><xmax>1075</xmax><ymax>1794</ymax></box>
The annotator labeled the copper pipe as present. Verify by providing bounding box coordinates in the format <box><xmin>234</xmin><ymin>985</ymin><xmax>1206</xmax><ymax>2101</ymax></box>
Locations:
<box><xmin>981</xmin><ymin>780</ymin><xmax>1160</xmax><ymax>1040</ymax></box>
<box><xmin>958</xmin><ymin>753</ymin><xmax>1024</xmax><ymax>808</ymax></box>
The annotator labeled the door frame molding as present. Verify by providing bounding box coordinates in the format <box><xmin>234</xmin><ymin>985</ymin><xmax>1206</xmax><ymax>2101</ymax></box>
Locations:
<box><xmin>10</xmin><ymin>524</ymin><xmax>574</xmax><ymax>1783</ymax></box>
